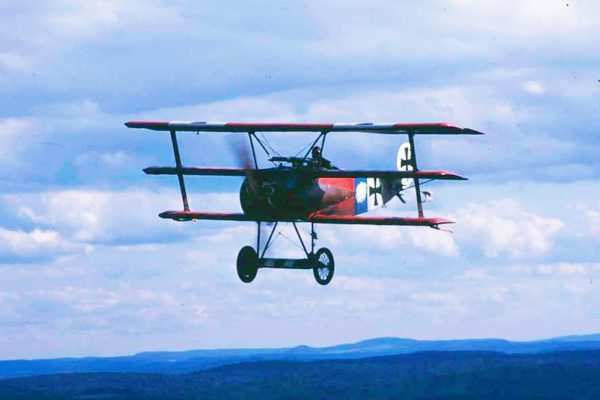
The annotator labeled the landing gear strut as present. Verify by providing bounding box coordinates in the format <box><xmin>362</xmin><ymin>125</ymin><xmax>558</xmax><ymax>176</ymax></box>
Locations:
<box><xmin>236</xmin><ymin>222</ymin><xmax>335</xmax><ymax>285</ymax></box>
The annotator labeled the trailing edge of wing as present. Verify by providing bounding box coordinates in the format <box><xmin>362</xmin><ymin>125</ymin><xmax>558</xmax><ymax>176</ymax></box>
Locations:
<box><xmin>126</xmin><ymin>121</ymin><xmax>484</xmax><ymax>135</ymax></box>
<box><xmin>308</xmin><ymin>215</ymin><xmax>454</xmax><ymax>226</ymax></box>
<box><xmin>312</xmin><ymin>169</ymin><xmax>467</xmax><ymax>180</ymax></box>
<box><xmin>159</xmin><ymin>211</ymin><xmax>259</xmax><ymax>222</ymax></box>
<box><xmin>145</xmin><ymin>167</ymin><xmax>247</xmax><ymax>176</ymax></box>
<box><xmin>145</xmin><ymin>167</ymin><xmax>467</xmax><ymax>180</ymax></box>
<box><xmin>159</xmin><ymin>211</ymin><xmax>453</xmax><ymax>227</ymax></box>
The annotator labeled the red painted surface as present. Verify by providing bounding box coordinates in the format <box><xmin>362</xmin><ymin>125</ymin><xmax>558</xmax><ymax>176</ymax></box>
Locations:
<box><xmin>414</xmin><ymin>170</ymin><xmax>466</xmax><ymax>180</ymax></box>
<box><xmin>226</xmin><ymin>122</ymin><xmax>334</xmax><ymax>130</ymax></box>
<box><xmin>160</xmin><ymin>210</ymin><xmax>453</xmax><ymax>226</ymax></box>
<box><xmin>125</xmin><ymin>121</ymin><xmax>484</xmax><ymax>134</ymax></box>
<box><xmin>309</xmin><ymin>215</ymin><xmax>453</xmax><ymax>226</ymax></box>
<box><xmin>317</xmin><ymin>177</ymin><xmax>354</xmax><ymax>191</ymax></box>
<box><xmin>316</xmin><ymin>177</ymin><xmax>356</xmax><ymax>216</ymax></box>
<box><xmin>315</xmin><ymin>197</ymin><xmax>355</xmax><ymax>216</ymax></box>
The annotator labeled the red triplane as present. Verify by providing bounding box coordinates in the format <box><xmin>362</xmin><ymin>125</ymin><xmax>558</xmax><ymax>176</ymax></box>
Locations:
<box><xmin>126</xmin><ymin>121</ymin><xmax>483</xmax><ymax>285</ymax></box>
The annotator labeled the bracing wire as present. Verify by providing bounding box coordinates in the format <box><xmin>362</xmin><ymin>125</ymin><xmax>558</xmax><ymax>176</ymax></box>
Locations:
<box><xmin>293</xmin><ymin>135</ymin><xmax>318</xmax><ymax>157</ymax></box>
<box><xmin>259</xmin><ymin>132</ymin><xmax>281</xmax><ymax>156</ymax></box>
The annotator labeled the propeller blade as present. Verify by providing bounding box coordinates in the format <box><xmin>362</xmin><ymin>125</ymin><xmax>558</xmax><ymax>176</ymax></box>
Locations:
<box><xmin>227</xmin><ymin>135</ymin><xmax>261</xmax><ymax>196</ymax></box>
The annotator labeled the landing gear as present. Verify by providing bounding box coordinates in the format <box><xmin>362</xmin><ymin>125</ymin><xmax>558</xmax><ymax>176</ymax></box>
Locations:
<box><xmin>235</xmin><ymin>221</ymin><xmax>336</xmax><ymax>285</ymax></box>
<box><xmin>312</xmin><ymin>247</ymin><xmax>334</xmax><ymax>285</ymax></box>
<box><xmin>236</xmin><ymin>245</ymin><xmax>258</xmax><ymax>283</ymax></box>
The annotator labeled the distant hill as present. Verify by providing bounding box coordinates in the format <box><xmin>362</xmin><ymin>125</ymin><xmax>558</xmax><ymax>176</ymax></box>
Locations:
<box><xmin>1</xmin><ymin>334</ymin><xmax>600</xmax><ymax>379</ymax></box>
<box><xmin>1</xmin><ymin>350</ymin><xmax>600</xmax><ymax>399</ymax></box>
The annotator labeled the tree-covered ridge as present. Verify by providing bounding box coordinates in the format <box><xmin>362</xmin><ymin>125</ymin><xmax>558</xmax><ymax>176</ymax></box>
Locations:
<box><xmin>1</xmin><ymin>350</ymin><xmax>599</xmax><ymax>399</ymax></box>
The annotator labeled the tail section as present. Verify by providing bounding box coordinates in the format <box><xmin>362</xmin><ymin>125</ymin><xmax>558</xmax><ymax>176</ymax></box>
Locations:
<box><xmin>353</xmin><ymin>142</ymin><xmax>412</xmax><ymax>215</ymax></box>
<box><xmin>381</xmin><ymin>141</ymin><xmax>414</xmax><ymax>206</ymax></box>
<box><xmin>396</xmin><ymin>142</ymin><xmax>414</xmax><ymax>189</ymax></box>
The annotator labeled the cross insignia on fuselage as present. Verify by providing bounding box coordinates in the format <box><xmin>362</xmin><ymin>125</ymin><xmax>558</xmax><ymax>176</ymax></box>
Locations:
<box><xmin>369</xmin><ymin>181</ymin><xmax>383</xmax><ymax>206</ymax></box>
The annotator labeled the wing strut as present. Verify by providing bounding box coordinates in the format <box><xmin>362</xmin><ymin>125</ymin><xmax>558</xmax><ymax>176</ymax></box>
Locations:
<box><xmin>247</xmin><ymin>132</ymin><xmax>259</xmax><ymax>168</ymax></box>
<box><xmin>408</xmin><ymin>131</ymin><xmax>424</xmax><ymax>218</ymax></box>
<box><xmin>170</xmin><ymin>129</ymin><xmax>189</xmax><ymax>211</ymax></box>
<box><xmin>301</xmin><ymin>131</ymin><xmax>328</xmax><ymax>161</ymax></box>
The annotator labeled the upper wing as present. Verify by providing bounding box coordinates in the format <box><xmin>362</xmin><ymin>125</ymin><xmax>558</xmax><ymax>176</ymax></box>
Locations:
<box><xmin>144</xmin><ymin>166</ymin><xmax>466</xmax><ymax>180</ymax></box>
<box><xmin>125</xmin><ymin>121</ymin><xmax>483</xmax><ymax>135</ymax></box>
<box><xmin>159</xmin><ymin>210</ymin><xmax>452</xmax><ymax>227</ymax></box>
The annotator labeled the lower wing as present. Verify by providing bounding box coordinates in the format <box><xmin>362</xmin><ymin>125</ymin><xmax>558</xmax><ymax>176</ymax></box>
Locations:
<box><xmin>159</xmin><ymin>211</ymin><xmax>452</xmax><ymax>227</ymax></box>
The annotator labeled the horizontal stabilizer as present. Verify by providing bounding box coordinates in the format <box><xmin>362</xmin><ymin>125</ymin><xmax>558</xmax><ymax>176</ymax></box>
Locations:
<box><xmin>145</xmin><ymin>167</ymin><xmax>466</xmax><ymax>180</ymax></box>
<box><xmin>126</xmin><ymin>121</ymin><xmax>484</xmax><ymax>135</ymax></box>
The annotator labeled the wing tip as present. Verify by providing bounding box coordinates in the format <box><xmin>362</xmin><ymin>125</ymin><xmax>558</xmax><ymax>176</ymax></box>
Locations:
<box><xmin>463</xmin><ymin>128</ymin><xmax>485</xmax><ymax>135</ymax></box>
<box><xmin>125</xmin><ymin>121</ymin><xmax>170</xmax><ymax>130</ymax></box>
<box><xmin>159</xmin><ymin>210</ymin><xmax>190</xmax><ymax>221</ymax></box>
<box><xmin>430</xmin><ymin>217</ymin><xmax>454</xmax><ymax>225</ymax></box>
<box><xmin>441</xmin><ymin>123</ymin><xmax>485</xmax><ymax>135</ymax></box>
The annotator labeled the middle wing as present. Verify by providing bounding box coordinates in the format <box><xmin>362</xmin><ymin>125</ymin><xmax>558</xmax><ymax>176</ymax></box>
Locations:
<box><xmin>144</xmin><ymin>167</ymin><xmax>466</xmax><ymax>180</ymax></box>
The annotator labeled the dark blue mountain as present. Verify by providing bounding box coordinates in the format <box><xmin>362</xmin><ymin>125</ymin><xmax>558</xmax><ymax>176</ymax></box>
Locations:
<box><xmin>2</xmin><ymin>334</ymin><xmax>600</xmax><ymax>379</ymax></box>
<box><xmin>2</xmin><ymin>350</ymin><xmax>600</xmax><ymax>399</ymax></box>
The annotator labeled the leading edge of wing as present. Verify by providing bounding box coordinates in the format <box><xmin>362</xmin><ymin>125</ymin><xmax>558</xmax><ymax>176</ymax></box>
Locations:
<box><xmin>159</xmin><ymin>211</ymin><xmax>258</xmax><ymax>222</ymax></box>
<box><xmin>144</xmin><ymin>167</ymin><xmax>466</xmax><ymax>180</ymax></box>
<box><xmin>309</xmin><ymin>215</ymin><xmax>454</xmax><ymax>227</ymax></box>
<box><xmin>125</xmin><ymin>121</ymin><xmax>484</xmax><ymax>135</ymax></box>
<box><xmin>159</xmin><ymin>211</ymin><xmax>453</xmax><ymax>227</ymax></box>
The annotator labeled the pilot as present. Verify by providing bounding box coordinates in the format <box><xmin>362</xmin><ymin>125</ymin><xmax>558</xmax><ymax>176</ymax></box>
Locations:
<box><xmin>311</xmin><ymin>146</ymin><xmax>335</xmax><ymax>169</ymax></box>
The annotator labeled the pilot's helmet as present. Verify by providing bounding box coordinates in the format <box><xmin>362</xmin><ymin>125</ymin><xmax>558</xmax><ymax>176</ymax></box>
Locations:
<box><xmin>311</xmin><ymin>146</ymin><xmax>322</xmax><ymax>159</ymax></box>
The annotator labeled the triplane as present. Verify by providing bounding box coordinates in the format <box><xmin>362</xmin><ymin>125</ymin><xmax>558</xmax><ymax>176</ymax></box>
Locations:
<box><xmin>126</xmin><ymin>121</ymin><xmax>483</xmax><ymax>285</ymax></box>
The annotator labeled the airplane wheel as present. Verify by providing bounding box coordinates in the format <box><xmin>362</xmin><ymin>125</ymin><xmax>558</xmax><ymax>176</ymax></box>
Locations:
<box><xmin>237</xmin><ymin>246</ymin><xmax>258</xmax><ymax>283</ymax></box>
<box><xmin>312</xmin><ymin>247</ymin><xmax>334</xmax><ymax>285</ymax></box>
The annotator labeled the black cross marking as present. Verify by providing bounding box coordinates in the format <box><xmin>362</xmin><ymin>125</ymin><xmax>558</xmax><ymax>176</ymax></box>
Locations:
<box><xmin>400</xmin><ymin>146</ymin><xmax>412</xmax><ymax>169</ymax></box>
<box><xmin>369</xmin><ymin>180</ymin><xmax>383</xmax><ymax>206</ymax></box>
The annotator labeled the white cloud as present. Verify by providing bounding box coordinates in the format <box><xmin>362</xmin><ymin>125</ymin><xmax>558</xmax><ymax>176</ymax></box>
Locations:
<box><xmin>0</xmin><ymin>227</ymin><xmax>76</xmax><ymax>259</ymax></box>
<box><xmin>0</xmin><ymin>118</ymin><xmax>35</xmax><ymax>166</ymax></box>
<box><xmin>454</xmin><ymin>199</ymin><xmax>564</xmax><ymax>257</ymax></box>
<box><xmin>75</xmin><ymin>151</ymin><xmax>135</xmax><ymax>168</ymax></box>
<box><xmin>319</xmin><ymin>222</ymin><xmax>459</xmax><ymax>258</ymax></box>
<box><xmin>0</xmin><ymin>0</ymin><xmax>598</xmax><ymax>360</ymax></box>
<box><xmin>509</xmin><ymin>262</ymin><xmax>600</xmax><ymax>276</ymax></box>
<box><xmin>7</xmin><ymin>189</ymin><xmax>240</xmax><ymax>244</ymax></box>
<box><xmin>306</xmin><ymin>0</ymin><xmax>599</xmax><ymax>60</ymax></box>
<box><xmin>0</xmin><ymin>1</ymin><xmax>186</xmax><ymax>73</ymax></box>
<box><xmin>0</xmin><ymin>53</ymin><xmax>33</xmax><ymax>73</ymax></box>
<box><xmin>522</xmin><ymin>80</ymin><xmax>545</xmax><ymax>94</ymax></box>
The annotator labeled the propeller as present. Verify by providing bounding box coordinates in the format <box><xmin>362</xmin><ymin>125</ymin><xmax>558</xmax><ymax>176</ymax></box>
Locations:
<box><xmin>227</xmin><ymin>135</ymin><xmax>261</xmax><ymax>197</ymax></box>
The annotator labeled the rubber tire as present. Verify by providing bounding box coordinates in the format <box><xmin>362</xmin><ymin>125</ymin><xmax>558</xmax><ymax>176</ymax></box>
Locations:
<box><xmin>237</xmin><ymin>246</ymin><xmax>258</xmax><ymax>283</ymax></box>
<box><xmin>312</xmin><ymin>247</ymin><xmax>334</xmax><ymax>285</ymax></box>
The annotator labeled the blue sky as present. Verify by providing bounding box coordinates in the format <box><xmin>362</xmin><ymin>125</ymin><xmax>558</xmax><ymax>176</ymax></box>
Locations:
<box><xmin>0</xmin><ymin>0</ymin><xmax>599</xmax><ymax>359</ymax></box>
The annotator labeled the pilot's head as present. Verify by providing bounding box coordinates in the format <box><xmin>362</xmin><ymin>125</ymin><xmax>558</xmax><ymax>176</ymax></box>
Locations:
<box><xmin>311</xmin><ymin>146</ymin><xmax>322</xmax><ymax>159</ymax></box>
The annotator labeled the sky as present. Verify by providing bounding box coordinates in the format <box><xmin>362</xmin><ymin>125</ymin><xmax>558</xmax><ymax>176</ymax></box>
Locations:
<box><xmin>0</xmin><ymin>0</ymin><xmax>599</xmax><ymax>359</ymax></box>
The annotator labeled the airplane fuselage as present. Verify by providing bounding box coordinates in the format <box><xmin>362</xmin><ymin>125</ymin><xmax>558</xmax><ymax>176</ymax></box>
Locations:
<box><xmin>240</xmin><ymin>173</ymin><xmax>357</xmax><ymax>219</ymax></box>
